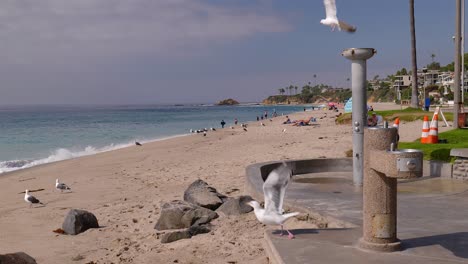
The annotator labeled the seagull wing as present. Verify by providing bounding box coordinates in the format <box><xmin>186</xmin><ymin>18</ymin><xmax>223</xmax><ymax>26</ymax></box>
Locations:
<box><xmin>27</xmin><ymin>195</ymin><xmax>40</xmax><ymax>204</ymax></box>
<box><xmin>57</xmin><ymin>183</ymin><xmax>70</xmax><ymax>190</ymax></box>
<box><xmin>338</xmin><ymin>20</ymin><xmax>357</xmax><ymax>33</ymax></box>
<box><xmin>262</xmin><ymin>162</ymin><xmax>292</xmax><ymax>214</ymax></box>
<box><xmin>322</xmin><ymin>0</ymin><xmax>357</xmax><ymax>33</ymax></box>
<box><xmin>323</xmin><ymin>0</ymin><xmax>338</xmax><ymax>20</ymax></box>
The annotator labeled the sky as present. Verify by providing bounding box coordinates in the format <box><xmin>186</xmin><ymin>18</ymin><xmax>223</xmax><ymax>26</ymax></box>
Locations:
<box><xmin>0</xmin><ymin>0</ymin><xmax>464</xmax><ymax>105</ymax></box>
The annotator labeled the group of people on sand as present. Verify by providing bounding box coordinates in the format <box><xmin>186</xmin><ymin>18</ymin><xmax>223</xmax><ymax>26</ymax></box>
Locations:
<box><xmin>282</xmin><ymin>115</ymin><xmax>317</xmax><ymax>126</ymax></box>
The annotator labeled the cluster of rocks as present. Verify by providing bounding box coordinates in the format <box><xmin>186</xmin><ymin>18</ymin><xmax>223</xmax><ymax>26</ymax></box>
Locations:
<box><xmin>3</xmin><ymin>181</ymin><xmax>250</xmax><ymax>261</ymax></box>
<box><xmin>155</xmin><ymin>179</ymin><xmax>253</xmax><ymax>243</ymax></box>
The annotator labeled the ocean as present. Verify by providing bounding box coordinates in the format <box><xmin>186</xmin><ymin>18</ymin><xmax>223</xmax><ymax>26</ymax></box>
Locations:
<box><xmin>0</xmin><ymin>104</ymin><xmax>307</xmax><ymax>174</ymax></box>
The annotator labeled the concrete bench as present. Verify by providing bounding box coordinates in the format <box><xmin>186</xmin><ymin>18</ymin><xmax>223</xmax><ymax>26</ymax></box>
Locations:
<box><xmin>450</xmin><ymin>149</ymin><xmax>468</xmax><ymax>180</ymax></box>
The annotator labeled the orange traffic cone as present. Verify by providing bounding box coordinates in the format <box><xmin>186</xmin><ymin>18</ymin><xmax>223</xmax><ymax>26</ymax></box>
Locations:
<box><xmin>420</xmin><ymin>116</ymin><xmax>429</xmax><ymax>144</ymax></box>
<box><xmin>393</xmin><ymin>117</ymin><xmax>400</xmax><ymax>130</ymax></box>
<box><xmin>427</xmin><ymin>114</ymin><xmax>439</xmax><ymax>144</ymax></box>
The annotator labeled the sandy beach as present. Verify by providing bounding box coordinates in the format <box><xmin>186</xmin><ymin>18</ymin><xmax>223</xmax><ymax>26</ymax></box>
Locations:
<box><xmin>0</xmin><ymin>103</ymin><xmax>452</xmax><ymax>264</ymax></box>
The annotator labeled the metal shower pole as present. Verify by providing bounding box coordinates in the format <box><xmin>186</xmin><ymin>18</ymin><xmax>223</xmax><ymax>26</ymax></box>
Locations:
<box><xmin>454</xmin><ymin>0</ymin><xmax>462</xmax><ymax>128</ymax></box>
<box><xmin>342</xmin><ymin>48</ymin><xmax>376</xmax><ymax>186</ymax></box>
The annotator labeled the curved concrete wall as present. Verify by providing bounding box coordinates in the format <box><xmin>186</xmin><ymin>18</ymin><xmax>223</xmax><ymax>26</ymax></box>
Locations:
<box><xmin>244</xmin><ymin>158</ymin><xmax>355</xmax><ymax>228</ymax></box>
<box><xmin>245</xmin><ymin>158</ymin><xmax>352</xmax><ymax>201</ymax></box>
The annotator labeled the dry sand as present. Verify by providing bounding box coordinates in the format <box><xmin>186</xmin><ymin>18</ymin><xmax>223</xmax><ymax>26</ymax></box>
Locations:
<box><xmin>0</xmin><ymin>103</ymin><xmax>452</xmax><ymax>263</ymax></box>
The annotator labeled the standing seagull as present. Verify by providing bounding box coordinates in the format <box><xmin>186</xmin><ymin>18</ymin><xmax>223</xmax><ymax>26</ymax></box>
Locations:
<box><xmin>24</xmin><ymin>190</ymin><xmax>44</xmax><ymax>208</ymax></box>
<box><xmin>247</xmin><ymin>162</ymin><xmax>299</xmax><ymax>239</ymax></box>
<box><xmin>55</xmin><ymin>179</ymin><xmax>71</xmax><ymax>192</ymax></box>
<box><xmin>320</xmin><ymin>0</ymin><xmax>356</xmax><ymax>33</ymax></box>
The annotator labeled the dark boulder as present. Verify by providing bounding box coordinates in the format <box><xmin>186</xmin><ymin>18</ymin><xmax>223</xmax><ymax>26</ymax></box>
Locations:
<box><xmin>155</xmin><ymin>200</ymin><xmax>218</xmax><ymax>230</ymax></box>
<box><xmin>62</xmin><ymin>209</ymin><xmax>99</xmax><ymax>235</ymax></box>
<box><xmin>160</xmin><ymin>230</ymin><xmax>192</xmax><ymax>244</ymax></box>
<box><xmin>160</xmin><ymin>225</ymin><xmax>211</xmax><ymax>244</ymax></box>
<box><xmin>183</xmin><ymin>180</ymin><xmax>227</xmax><ymax>210</ymax></box>
<box><xmin>216</xmin><ymin>195</ymin><xmax>254</xmax><ymax>216</ymax></box>
<box><xmin>0</xmin><ymin>252</ymin><xmax>37</xmax><ymax>264</ymax></box>
<box><xmin>188</xmin><ymin>224</ymin><xmax>211</xmax><ymax>236</ymax></box>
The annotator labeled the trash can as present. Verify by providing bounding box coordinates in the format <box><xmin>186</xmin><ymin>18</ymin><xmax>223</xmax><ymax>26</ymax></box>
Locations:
<box><xmin>459</xmin><ymin>113</ymin><xmax>467</xmax><ymax>128</ymax></box>
<box><xmin>424</xmin><ymin>98</ymin><xmax>430</xmax><ymax>111</ymax></box>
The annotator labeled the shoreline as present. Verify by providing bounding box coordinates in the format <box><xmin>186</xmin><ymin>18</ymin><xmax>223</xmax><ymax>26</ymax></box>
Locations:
<box><xmin>0</xmin><ymin>104</ymin><xmax>308</xmax><ymax>175</ymax></box>
<box><xmin>0</xmin><ymin>133</ymin><xmax>194</xmax><ymax>176</ymax></box>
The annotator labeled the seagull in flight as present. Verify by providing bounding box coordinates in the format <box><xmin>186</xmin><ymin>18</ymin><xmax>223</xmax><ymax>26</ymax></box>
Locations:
<box><xmin>24</xmin><ymin>190</ymin><xmax>44</xmax><ymax>208</ymax></box>
<box><xmin>320</xmin><ymin>0</ymin><xmax>356</xmax><ymax>33</ymax></box>
<box><xmin>55</xmin><ymin>179</ymin><xmax>72</xmax><ymax>192</ymax></box>
<box><xmin>247</xmin><ymin>162</ymin><xmax>299</xmax><ymax>239</ymax></box>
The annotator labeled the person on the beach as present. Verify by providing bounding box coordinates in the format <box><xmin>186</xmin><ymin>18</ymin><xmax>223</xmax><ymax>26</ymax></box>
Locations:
<box><xmin>234</xmin><ymin>118</ymin><xmax>238</xmax><ymax>125</ymax></box>
<box><xmin>283</xmin><ymin>116</ymin><xmax>291</xmax><ymax>124</ymax></box>
<box><xmin>264</xmin><ymin>111</ymin><xmax>268</xmax><ymax>119</ymax></box>
<box><xmin>221</xmin><ymin>120</ymin><xmax>226</xmax><ymax>128</ymax></box>
<box><xmin>367</xmin><ymin>113</ymin><xmax>378</xmax><ymax>127</ymax></box>
<box><xmin>256</xmin><ymin>116</ymin><xmax>260</xmax><ymax>121</ymax></box>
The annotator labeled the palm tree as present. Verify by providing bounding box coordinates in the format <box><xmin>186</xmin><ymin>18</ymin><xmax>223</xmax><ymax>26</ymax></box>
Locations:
<box><xmin>294</xmin><ymin>86</ymin><xmax>298</xmax><ymax>95</ymax></box>
<box><xmin>431</xmin><ymin>53</ymin><xmax>436</xmax><ymax>63</ymax></box>
<box><xmin>409</xmin><ymin>0</ymin><xmax>419</xmax><ymax>108</ymax></box>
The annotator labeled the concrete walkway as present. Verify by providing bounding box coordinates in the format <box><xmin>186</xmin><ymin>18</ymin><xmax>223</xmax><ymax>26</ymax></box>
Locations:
<box><xmin>247</xmin><ymin>167</ymin><xmax>468</xmax><ymax>264</ymax></box>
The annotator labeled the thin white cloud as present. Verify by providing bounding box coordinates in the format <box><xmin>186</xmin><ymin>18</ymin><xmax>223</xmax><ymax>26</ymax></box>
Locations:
<box><xmin>0</xmin><ymin>0</ymin><xmax>291</xmax><ymax>64</ymax></box>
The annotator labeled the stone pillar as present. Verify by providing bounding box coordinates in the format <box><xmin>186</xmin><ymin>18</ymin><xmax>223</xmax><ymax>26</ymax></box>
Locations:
<box><xmin>359</xmin><ymin>127</ymin><xmax>423</xmax><ymax>252</ymax></box>
<box><xmin>359</xmin><ymin>127</ymin><xmax>400</xmax><ymax>252</ymax></box>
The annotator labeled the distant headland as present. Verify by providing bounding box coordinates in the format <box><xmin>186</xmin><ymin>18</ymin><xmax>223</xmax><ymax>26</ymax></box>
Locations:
<box><xmin>216</xmin><ymin>98</ymin><xmax>239</xmax><ymax>105</ymax></box>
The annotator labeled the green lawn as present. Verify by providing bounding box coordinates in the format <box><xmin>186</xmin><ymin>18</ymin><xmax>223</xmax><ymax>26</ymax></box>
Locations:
<box><xmin>399</xmin><ymin>129</ymin><xmax>468</xmax><ymax>162</ymax></box>
<box><xmin>336</xmin><ymin>107</ymin><xmax>454</xmax><ymax>124</ymax></box>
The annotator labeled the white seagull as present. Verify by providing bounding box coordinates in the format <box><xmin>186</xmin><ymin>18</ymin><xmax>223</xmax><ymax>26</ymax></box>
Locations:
<box><xmin>320</xmin><ymin>0</ymin><xmax>356</xmax><ymax>33</ymax></box>
<box><xmin>24</xmin><ymin>189</ymin><xmax>44</xmax><ymax>208</ymax></box>
<box><xmin>247</xmin><ymin>162</ymin><xmax>299</xmax><ymax>239</ymax></box>
<box><xmin>55</xmin><ymin>179</ymin><xmax>72</xmax><ymax>192</ymax></box>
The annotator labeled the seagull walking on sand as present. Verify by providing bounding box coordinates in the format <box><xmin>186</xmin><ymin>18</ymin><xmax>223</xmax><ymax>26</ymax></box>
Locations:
<box><xmin>55</xmin><ymin>179</ymin><xmax>71</xmax><ymax>192</ymax></box>
<box><xmin>24</xmin><ymin>190</ymin><xmax>44</xmax><ymax>208</ymax></box>
<box><xmin>320</xmin><ymin>0</ymin><xmax>356</xmax><ymax>33</ymax></box>
<box><xmin>247</xmin><ymin>162</ymin><xmax>299</xmax><ymax>239</ymax></box>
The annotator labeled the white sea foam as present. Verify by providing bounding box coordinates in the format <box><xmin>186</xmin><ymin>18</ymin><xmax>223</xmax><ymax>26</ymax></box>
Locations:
<box><xmin>0</xmin><ymin>134</ymin><xmax>189</xmax><ymax>174</ymax></box>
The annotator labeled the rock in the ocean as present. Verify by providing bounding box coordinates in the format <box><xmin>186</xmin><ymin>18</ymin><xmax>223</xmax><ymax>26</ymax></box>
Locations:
<box><xmin>155</xmin><ymin>200</ymin><xmax>218</xmax><ymax>230</ymax></box>
<box><xmin>62</xmin><ymin>209</ymin><xmax>99</xmax><ymax>235</ymax></box>
<box><xmin>0</xmin><ymin>252</ymin><xmax>37</xmax><ymax>264</ymax></box>
<box><xmin>216</xmin><ymin>195</ymin><xmax>254</xmax><ymax>216</ymax></box>
<box><xmin>183</xmin><ymin>180</ymin><xmax>227</xmax><ymax>210</ymax></box>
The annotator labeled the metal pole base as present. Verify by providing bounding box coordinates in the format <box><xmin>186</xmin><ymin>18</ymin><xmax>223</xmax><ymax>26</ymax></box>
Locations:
<box><xmin>358</xmin><ymin>238</ymin><xmax>401</xmax><ymax>252</ymax></box>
